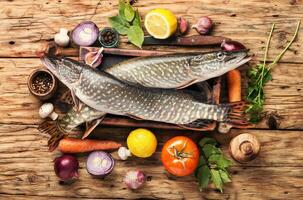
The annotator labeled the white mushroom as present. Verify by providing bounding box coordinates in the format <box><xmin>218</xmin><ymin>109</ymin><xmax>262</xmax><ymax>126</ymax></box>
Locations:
<box><xmin>39</xmin><ymin>103</ymin><xmax>58</xmax><ymax>120</ymax></box>
<box><xmin>54</xmin><ymin>28</ymin><xmax>70</xmax><ymax>47</ymax></box>
<box><xmin>118</xmin><ymin>147</ymin><xmax>131</xmax><ymax>160</ymax></box>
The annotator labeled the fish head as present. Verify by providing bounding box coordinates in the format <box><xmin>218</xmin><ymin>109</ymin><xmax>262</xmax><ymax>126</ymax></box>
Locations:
<box><xmin>41</xmin><ymin>55</ymin><xmax>83</xmax><ymax>87</ymax></box>
<box><xmin>191</xmin><ymin>50</ymin><xmax>251</xmax><ymax>77</ymax></box>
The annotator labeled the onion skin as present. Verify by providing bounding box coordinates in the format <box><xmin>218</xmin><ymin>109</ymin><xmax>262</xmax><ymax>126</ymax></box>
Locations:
<box><xmin>221</xmin><ymin>40</ymin><xmax>246</xmax><ymax>51</ymax></box>
<box><xmin>54</xmin><ymin>155</ymin><xmax>79</xmax><ymax>181</ymax></box>
<box><xmin>124</xmin><ymin>170</ymin><xmax>146</xmax><ymax>190</ymax></box>
<box><xmin>72</xmin><ymin>21</ymin><xmax>99</xmax><ymax>46</ymax></box>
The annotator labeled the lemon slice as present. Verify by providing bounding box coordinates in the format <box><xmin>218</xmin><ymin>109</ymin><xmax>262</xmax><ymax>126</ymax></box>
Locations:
<box><xmin>144</xmin><ymin>9</ymin><xmax>177</xmax><ymax>39</ymax></box>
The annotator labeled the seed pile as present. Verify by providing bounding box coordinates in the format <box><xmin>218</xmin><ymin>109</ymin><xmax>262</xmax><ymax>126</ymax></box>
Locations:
<box><xmin>100</xmin><ymin>28</ymin><xmax>118</xmax><ymax>47</ymax></box>
<box><xmin>32</xmin><ymin>72</ymin><xmax>53</xmax><ymax>94</ymax></box>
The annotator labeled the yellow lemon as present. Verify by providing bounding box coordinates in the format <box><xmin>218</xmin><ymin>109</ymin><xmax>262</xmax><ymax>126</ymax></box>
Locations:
<box><xmin>144</xmin><ymin>8</ymin><xmax>177</xmax><ymax>39</ymax></box>
<box><xmin>127</xmin><ymin>128</ymin><xmax>157</xmax><ymax>158</ymax></box>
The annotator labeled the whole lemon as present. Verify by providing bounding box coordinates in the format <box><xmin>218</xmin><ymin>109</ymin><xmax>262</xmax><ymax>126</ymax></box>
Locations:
<box><xmin>127</xmin><ymin>128</ymin><xmax>157</xmax><ymax>158</ymax></box>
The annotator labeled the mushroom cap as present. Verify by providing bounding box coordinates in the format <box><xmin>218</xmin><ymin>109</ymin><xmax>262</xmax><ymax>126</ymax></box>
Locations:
<box><xmin>39</xmin><ymin>103</ymin><xmax>54</xmax><ymax>118</ymax></box>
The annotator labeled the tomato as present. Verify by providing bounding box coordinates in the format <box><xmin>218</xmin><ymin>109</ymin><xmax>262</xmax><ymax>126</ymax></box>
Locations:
<box><xmin>161</xmin><ymin>136</ymin><xmax>199</xmax><ymax>176</ymax></box>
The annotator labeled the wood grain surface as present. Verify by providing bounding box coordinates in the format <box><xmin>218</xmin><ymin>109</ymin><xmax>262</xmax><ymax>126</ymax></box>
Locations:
<box><xmin>0</xmin><ymin>0</ymin><xmax>303</xmax><ymax>199</ymax></box>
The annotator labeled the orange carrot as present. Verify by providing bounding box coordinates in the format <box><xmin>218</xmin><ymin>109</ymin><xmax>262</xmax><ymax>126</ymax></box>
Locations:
<box><xmin>227</xmin><ymin>69</ymin><xmax>241</xmax><ymax>102</ymax></box>
<box><xmin>58</xmin><ymin>138</ymin><xmax>122</xmax><ymax>153</ymax></box>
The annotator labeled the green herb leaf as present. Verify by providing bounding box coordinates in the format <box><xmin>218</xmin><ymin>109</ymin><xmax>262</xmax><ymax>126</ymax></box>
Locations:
<box><xmin>197</xmin><ymin>165</ymin><xmax>211</xmax><ymax>191</ymax></box>
<box><xmin>219</xmin><ymin>169</ymin><xmax>231</xmax><ymax>184</ymax></box>
<box><xmin>118</xmin><ymin>0</ymin><xmax>126</xmax><ymax>19</ymax></box>
<box><xmin>127</xmin><ymin>25</ymin><xmax>144</xmax><ymax>48</ymax></box>
<box><xmin>124</xmin><ymin>3</ymin><xmax>135</xmax><ymax>22</ymax></box>
<box><xmin>199</xmin><ymin>138</ymin><xmax>217</xmax><ymax>147</ymax></box>
<box><xmin>108</xmin><ymin>16</ymin><xmax>129</xmax><ymax>35</ymax></box>
<box><xmin>210</xmin><ymin>169</ymin><xmax>223</xmax><ymax>193</ymax></box>
<box><xmin>209</xmin><ymin>154</ymin><xmax>232</xmax><ymax>169</ymax></box>
<box><xmin>203</xmin><ymin>144</ymin><xmax>221</xmax><ymax>159</ymax></box>
<box><xmin>133</xmin><ymin>10</ymin><xmax>141</xmax><ymax>27</ymax></box>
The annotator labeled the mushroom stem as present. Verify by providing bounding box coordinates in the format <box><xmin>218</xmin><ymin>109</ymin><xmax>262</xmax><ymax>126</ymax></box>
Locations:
<box><xmin>229</xmin><ymin>133</ymin><xmax>260</xmax><ymax>163</ymax></box>
<box><xmin>49</xmin><ymin>112</ymin><xmax>59</xmax><ymax>120</ymax></box>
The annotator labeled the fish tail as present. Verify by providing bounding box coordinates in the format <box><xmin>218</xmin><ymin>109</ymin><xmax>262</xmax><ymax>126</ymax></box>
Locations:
<box><xmin>221</xmin><ymin>101</ymin><xmax>252</xmax><ymax>128</ymax></box>
<box><xmin>38</xmin><ymin>120</ymin><xmax>66</xmax><ymax>151</ymax></box>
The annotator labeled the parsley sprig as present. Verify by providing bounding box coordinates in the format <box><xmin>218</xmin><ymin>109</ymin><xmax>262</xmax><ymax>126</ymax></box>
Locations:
<box><xmin>195</xmin><ymin>138</ymin><xmax>232</xmax><ymax>193</ymax></box>
<box><xmin>246</xmin><ymin>21</ymin><xmax>301</xmax><ymax>123</ymax></box>
<box><xmin>109</xmin><ymin>0</ymin><xmax>144</xmax><ymax>48</ymax></box>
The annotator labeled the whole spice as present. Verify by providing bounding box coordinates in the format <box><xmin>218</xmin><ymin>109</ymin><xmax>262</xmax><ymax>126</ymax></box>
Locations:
<box><xmin>176</xmin><ymin>17</ymin><xmax>189</xmax><ymax>36</ymax></box>
<box><xmin>229</xmin><ymin>133</ymin><xmax>260</xmax><ymax>163</ymax></box>
<box><xmin>246</xmin><ymin>21</ymin><xmax>301</xmax><ymax>123</ymax></box>
<box><xmin>98</xmin><ymin>28</ymin><xmax>119</xmax><ymax>48</ymax></box>
<box><xmin>124</xmin><ymin>170</ymin><xmax>146</xmax><ymax>189</ymax></box>
<box><xmin>54</xmin><ymin>28</ymin><xmax>70</xmax><ymax>47</ymax></box>
<box><xmin>195</xmin><ymin>138</ymin><xmax>232</xmax><ymax>193</ymax></box>
<box><xmin>86</xmin><ymin>151</ymin><xmax>115</xmax><ymax>177</ymax></box>
<box><xmin>192</xmin><ymin>16</ymin><xmax>213</xmax><ymax>35</ymax></box>
<box><xmin>54</xmin><ymin>154</ymin><xmax>79</xmax><ymax>181</ymax></box>
<box><xmin>32</xmin><ymin>72</ymin><xmax>53</xmax><ymax>94</ymax></box>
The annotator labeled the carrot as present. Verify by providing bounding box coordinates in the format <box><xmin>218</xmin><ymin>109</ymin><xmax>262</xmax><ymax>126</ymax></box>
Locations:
<box><xmin>58</xmin><ymin>138</ymin><xmax>122</xmax><ymax>153</ymax></box>
<box><xmin>227</xmin><ymin>69</ymin><xmax>242</xmax><ymax>102</ymax></box>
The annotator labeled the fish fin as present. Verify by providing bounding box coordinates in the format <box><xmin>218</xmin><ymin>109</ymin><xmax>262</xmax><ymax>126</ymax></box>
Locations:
<box><xmin>176</xmin><ymin>79</ymin><xmax>199</xmax><ymax>89</ymax></box>
<box><xmin>71</xmin><ymin>89</ymin><xmax>83</xmax><ymax>111</ymax></box>
<box><xmin>178</xmin><ymin>119</ymin><xmax>215</xmax><ymax>131</ymax></box>
<box><xmin>38</xmin><ymin>120</ymin><xmax>66</xmax><ymax>152</ymax></box>
<box><xmin>126</xmin><ymin>114</ymin><xmax>144</xmax><ymax>120</ymax></box>
<box><xmin>82</xmin><ymin>115</ymin><xmax>106</xmax><ymax>139</ymax></box>
<box><xmin>222</xmin><ymin>101</ymin><xmax>253</xmax><ymax>128</ymax></box>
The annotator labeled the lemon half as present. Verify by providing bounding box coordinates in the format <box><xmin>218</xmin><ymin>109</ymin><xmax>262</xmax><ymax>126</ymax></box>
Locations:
<box><xmin>144</xmin><ymin>9</ymin><xmax>177</xmax><ymax>39</ymax></box>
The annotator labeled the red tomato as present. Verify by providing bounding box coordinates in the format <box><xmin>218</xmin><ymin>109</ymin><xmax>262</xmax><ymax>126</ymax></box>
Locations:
<box><xmin>161</xmin><ymin>136</ymin><xmax>199</xmax><ymax>176</ymax></box>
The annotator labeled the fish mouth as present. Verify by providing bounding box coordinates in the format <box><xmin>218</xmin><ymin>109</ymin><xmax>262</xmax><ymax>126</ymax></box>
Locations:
<box><xmin>40</xmin><ymin>54</ymin><xmax>60</xmax><ymax>76</ymax></box>
<box><xmin>225</xmin><ymin>49</ymin><xmax>252</xmax><ymax>67</ymax></box>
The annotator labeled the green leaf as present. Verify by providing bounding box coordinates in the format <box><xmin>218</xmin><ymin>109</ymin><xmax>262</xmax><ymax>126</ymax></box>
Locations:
<box><xmin>127</xmin><ymin>25</ymin><xmax>144</xmax><ymax>48</ymax></box>
<box><xmin>211</xmin><ymin>169</ymin><xmax>223</xmax><ymax>193</ymax></box>
<box><xmin>124</xmin><ymin>3</ymin><xmax>135</xmax><ymax>22</ymax></box>
<box><xmin>197</xmin><ymin>165</ymin><xmax>211</xmax><ymax>191</ymax></box>
<box><xmin>202</xmin><ymin>144</ymin><xmax>220</xmax><ymax>159</ymax></box>
<box><xmin>133</xmin><ymin>10</ymin><xmax>141</xmax><ymax>27</ymax></box>
<box><xmin>198</xmin><ymin>155</ymin><xmax>207</xmax><ymax>167</ymax></box>
<box><xmin>219</xmin><ymin>169</ymin><xmax>231</xmax><ymax>184</ymax></box>
<box><xmin>108</xmin><ymin>16</ymin><xmax>129</xmax><ymax>35</ymax></box>
<box><xmin>199</xmin><ymin>138</ymin><xmax>217</xmax><ymax>147</ymax></box>
<box><xmin>118</xmin><ymin>0</ymin><xmax>126</xmax><ymax>19</ymax></box>
<box><xmin>208</xmin><ymin>154</ymin><xmax>232</xmax><ymax>169</ymax></box>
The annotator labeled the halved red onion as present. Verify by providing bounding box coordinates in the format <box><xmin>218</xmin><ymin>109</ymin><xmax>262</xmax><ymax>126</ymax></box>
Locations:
<box><xmin>72</xmin><ymin>21</ymin><xmax>99</xmax><ymax>46</ymax></box>
<box><xmin>86</xmin><ymin>151</ymin><xmax>115</xmax><ymax>177</ymax></box>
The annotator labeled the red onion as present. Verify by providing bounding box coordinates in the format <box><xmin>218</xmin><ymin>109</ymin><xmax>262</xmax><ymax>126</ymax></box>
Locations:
<box><xmin>54</xmin><ymin>155</ymin><xmax>79</xmax><ymax>181</ymax></box>
<box><xmin>192</xmin><ymin>16</ymin><xmax>213</xmax><ymax>35</ymax></box>
<box><xmin>221</xmin><ymin>40</ymin><xmax>246</xmax><ymax>51</ymax></box>
<box><xmin>86</xmin><ymin>151</ymin><xmax>115</xmax><ymax>177</ymax></box>
<box><xmin>124</xmin><ymin>170</ymin><xmax>146</xmax><ymax>190</ymax></box>
<box><xmin>72</xmin><ymin>21</ymin><xmax>99</xmax><ymax>46</ymax></box>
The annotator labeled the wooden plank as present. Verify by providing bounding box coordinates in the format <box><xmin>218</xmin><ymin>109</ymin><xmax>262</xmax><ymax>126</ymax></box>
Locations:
<box><xmin>0</xmin><ymin>58</ymin><xmax>302</xmax><ymax>129</ymax></box>
<box><xmin>0</xmin><ymin>0</ymin><xmax>302</xmax><ymax>63</ymax></box>
<box><xmin>0</xmin><ymin>125</ymin><xmax>302</xmax><ymax>199</ymax></box>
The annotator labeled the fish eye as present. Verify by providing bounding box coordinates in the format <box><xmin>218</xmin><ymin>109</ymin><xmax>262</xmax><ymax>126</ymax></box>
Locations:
<box><xmin>217</xmin><ymin>52</ymin><xmax>225</xmax><ymax>60</ymax></box>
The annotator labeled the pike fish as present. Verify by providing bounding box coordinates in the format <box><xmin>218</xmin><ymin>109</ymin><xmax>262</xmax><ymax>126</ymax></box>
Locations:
<box><xmin>106</xmin><ymin>50</ymin><xmax>251</xmax><ymax>89</ymax></box>
<box><xmin>40</xmin><ymin>55</ymin><xmax>249</xmax><ymax>134</ymax></box>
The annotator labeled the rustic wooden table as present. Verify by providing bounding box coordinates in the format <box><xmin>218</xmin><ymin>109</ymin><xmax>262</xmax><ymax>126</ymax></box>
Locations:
<box><xmin>0</xmin><ymin>0</ymin><xmax>303</xmax><ymax>199</ymax></box>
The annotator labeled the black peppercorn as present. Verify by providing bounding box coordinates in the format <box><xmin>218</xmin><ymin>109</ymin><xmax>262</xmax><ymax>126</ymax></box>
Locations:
<box><xmin>98</xmin><ymin>28</ymin><xmax>119</xmax><ymax>48</ymax></box>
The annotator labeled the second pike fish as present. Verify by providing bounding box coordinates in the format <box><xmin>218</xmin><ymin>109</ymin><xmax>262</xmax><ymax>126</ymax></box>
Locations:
<box><xmin>41</xmin><ymin>55</ymin><xmax>250</xmax><ymax>129</ymax></box>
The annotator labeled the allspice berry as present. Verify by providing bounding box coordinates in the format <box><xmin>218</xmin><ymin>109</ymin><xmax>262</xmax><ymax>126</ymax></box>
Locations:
<box><xmin>229</xmin><ymin>133</ymin><xmax>260</xmax><ymax>163</ymax></box>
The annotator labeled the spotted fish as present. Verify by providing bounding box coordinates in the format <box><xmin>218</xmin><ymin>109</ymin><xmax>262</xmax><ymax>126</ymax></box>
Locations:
<box><xmin>106</xmin><ymin>50</ymin><xmax>251</xmax><ymax>89</ymax></box>
<box><xmin>41</xmin><ymin>55</ymin><xmax>249</xmax><ymax>131</ymax></box>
